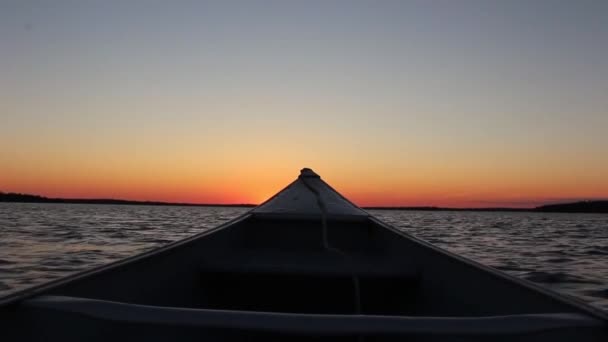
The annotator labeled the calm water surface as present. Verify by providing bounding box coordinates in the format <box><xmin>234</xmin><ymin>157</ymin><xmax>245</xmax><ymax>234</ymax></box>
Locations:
<box><xmin>1</xmin><ymin>203</ymin><xmax>607</xmax><ymax>311</ymax></box>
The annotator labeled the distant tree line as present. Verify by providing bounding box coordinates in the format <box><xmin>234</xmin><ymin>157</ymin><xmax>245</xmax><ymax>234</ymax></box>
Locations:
<box><xmin>534</xmin><ymin>201</ymin><xmax>608</xmax><ymax>213</ymax></box>
<box><xmin>0</xmin><ymin>192</ymin><xmax>254</xmax><ymax>207</ymax></box>
<box><xmin>0</xmin><ymin>192</ymin><xmax>50</xmax><ymax>202</ymax></box>
<box><xmin>1</xmin><ymin>191</ymin><xmax>606</xmax><ymax>212</ymax></box>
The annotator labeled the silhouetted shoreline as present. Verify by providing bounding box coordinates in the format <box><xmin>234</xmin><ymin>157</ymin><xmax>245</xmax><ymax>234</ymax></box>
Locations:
<box><xmin>534</xmin><ymin>201</ymin><xmax>608</xmax><ymax>213</ymax></box>
<box><xmin>1</xmin><ymin>192</ymin><xmax>606</xmax><ymax>213</ymax></box>
<box><xmin>365</xmin><ymin>206</ymin><xmax>529</xmax><ymax>212</ymax></box>
<box><xmin>0</xmin><ymin>192</ymin><xmax>255</xmax><ymax>208</ymax></box>
<box><xmin>367</xmin><ymin>202</ymin><xmax>608</xmax><ymax>213</ymax></box>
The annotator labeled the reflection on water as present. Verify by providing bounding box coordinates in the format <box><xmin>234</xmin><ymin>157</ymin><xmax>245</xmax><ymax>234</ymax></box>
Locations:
<box><xmin>1</xmin><ymin>203</ymin><xmax>607</xmax><ymax>311</ymax></box>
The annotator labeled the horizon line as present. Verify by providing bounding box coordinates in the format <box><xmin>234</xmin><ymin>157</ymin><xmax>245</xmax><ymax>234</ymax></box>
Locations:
<box><xmin>2</xmin><ymin>191</ymin><xmax>607</xmax><ymax>212</ymax></box>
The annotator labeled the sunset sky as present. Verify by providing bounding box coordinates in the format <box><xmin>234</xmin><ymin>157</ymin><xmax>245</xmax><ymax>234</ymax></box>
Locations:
<box><xmin>1</xmin><ymin>1</ymin><xmax>607</xmax><ymax>207</ymax></box>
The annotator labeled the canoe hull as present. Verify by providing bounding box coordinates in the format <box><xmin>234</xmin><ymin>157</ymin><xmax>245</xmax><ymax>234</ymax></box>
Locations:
<box><xmin>2</xmin><ymin>214</ymin><xmax>606</xmax><ymax>341</ymax></box>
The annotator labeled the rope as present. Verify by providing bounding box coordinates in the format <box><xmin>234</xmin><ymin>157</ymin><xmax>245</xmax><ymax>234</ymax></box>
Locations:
<box><xmin>300</xmin><ymin>176</ymin><xmax>362</xmax><ymax>315</ymax></box>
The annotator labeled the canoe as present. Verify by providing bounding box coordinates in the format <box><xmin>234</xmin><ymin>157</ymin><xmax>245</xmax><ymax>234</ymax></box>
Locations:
<box><xmin>1</xmin><ymin>168</ymin><xmax>606</xmax><ymax>341</ymax></box>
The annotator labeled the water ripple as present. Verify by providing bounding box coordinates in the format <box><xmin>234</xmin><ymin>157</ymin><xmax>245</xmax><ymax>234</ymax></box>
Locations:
<box><xmin>370</xmin><ymin>210</ymin><xmax>608</xmax><ymax>311</ymax></box>
<box><xmin>0</xmin><ymin>203</ymin><xmax>248</xmax><ymax>299</ymax></box>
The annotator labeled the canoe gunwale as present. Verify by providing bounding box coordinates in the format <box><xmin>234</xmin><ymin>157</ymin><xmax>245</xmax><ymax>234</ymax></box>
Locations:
<box><xmin>370</xmin><ymin>216</ymin><xmax>608</xmax><ymax>321</ymax></box>
<box><xmin>22</xmin><ymin>295</ymin><xmax>603</xmax><ymax>336</ymax></box>
<box><xmin>0</xmin><ymin>212</ymin><xmax>254</xmax><ymax>307</ymax></box>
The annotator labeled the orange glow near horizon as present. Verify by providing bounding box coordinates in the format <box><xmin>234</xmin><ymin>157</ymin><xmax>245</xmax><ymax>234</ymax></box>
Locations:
<box><xmin>2</xmin><ymin>162</ymin><xmax>607</xmax><ymax>208</ymax></box>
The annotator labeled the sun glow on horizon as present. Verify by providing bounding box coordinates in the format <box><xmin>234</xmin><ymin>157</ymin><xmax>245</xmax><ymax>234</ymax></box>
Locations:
<box><xmin>3</xmin><ymin>163</ymin><xmax>607</xmax><ymax>209</ymax></box>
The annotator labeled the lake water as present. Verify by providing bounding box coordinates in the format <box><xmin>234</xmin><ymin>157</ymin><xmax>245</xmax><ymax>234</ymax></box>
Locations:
<box><xmin>1</xmin><ymin>203</ymin><xmax>607</xmax><ymax>311</ymax></box>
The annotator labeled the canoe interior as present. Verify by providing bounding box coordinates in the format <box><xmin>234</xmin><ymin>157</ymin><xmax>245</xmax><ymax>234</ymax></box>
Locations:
<box><xmin>2</xmin><ymin>215</ymin><xmax>605</xmax><ymax>341</ymax></box>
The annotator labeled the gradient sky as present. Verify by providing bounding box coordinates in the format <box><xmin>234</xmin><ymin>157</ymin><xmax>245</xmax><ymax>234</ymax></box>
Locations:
<box><xmin>1</xmin><ymin>0</ymin><xmax>607</xmax><ymax>207</ymax></box>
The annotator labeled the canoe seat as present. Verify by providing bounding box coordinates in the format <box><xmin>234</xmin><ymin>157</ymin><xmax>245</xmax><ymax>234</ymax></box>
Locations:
<box><xmin>199</xmin><ymin>249</ymin><xmax>418</xmax><ymax>278</ymax></box>
<box><xmin>21</xmin><ymin>296</ymin><xmax>602</xmax><ymax>336</ymax></box>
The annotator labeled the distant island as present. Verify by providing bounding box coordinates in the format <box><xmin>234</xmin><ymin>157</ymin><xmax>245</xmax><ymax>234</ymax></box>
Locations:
<box><xmin>1</xmin><ymin>192</ymin><xmax>607</xmax><ymax>213</ymax></box>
